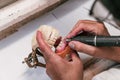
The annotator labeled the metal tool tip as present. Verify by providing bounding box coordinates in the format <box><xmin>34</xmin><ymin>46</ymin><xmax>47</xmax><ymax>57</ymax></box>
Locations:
<box><xmin>66</xmin><ymin>39</ymin><xmax>71</xmax><ymax>42</ymax></box>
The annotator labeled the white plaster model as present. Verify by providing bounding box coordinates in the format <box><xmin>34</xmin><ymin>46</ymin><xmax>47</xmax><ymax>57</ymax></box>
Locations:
<box><xmin>32</xmin><ymin>25</ymin><xmax>60</xmax><ymax>51</ymax></box>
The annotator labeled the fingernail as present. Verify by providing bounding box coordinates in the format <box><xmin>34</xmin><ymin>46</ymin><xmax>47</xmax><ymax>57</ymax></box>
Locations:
<box><xmin>69</xmin><ymin>42</ymin><xmax>75</xmax><ymax>49</ymax></box>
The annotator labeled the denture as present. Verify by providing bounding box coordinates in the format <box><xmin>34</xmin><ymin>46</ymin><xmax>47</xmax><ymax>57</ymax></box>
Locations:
<box><xmin>33</xmin><ymin>25</ymin><xmax>73</xmax><ymax>58</ymax></box>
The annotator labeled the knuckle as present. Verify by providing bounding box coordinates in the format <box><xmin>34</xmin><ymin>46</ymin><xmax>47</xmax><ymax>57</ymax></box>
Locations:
<box><xmin>78</xmin><ymin>20</ymin><xmax>85</xmax><ymax>25</ymax></box>
<box><xmin>97</xmin><ymin>22</ymin><xmax>104</xmax><ymax>26</ymax></box>
<box><xmin>47</xmin><ymin>55</ymin><xmax>61</xmax><ymax>64</ymax></box>
<box><xmin>97</xmin><ymin>23</ymin><xmax>106</xmax><ymax>30</ymax></box>
<box><xmin>94</xmin><ymin>22</ymin><xmax>109</xmax><ymax>35</ymax></box>
<box><xmin>90</xmin><ymin>48</ymin><xmax>97</xmax><ymax>56</ymax></box>
<box><xmin>79</xmin><ymin>22</ymin><xmax>85</xmax><ymax>26</ymax></box>
<box><xmin>74</xmin><ymin>43</ymin><xmax>83</xmax><ymax>52</ymax></box>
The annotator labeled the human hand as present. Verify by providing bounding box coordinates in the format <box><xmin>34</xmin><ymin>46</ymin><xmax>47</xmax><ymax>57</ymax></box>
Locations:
<box><xmin>36</xmin><ymin>31</ymin><xmax>83</xmax><ymax>80</ymax></box>
<box><xmin>67</xmin><ymin>20</ymin><xmax>120</xmax><ymax>62</ymax></box>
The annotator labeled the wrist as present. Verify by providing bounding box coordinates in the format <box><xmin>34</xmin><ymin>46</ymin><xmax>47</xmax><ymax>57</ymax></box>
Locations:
<box><xmin>111</xmin><ymin>47</ymin><xmax>120</xmax><ymax>62</ymax></box>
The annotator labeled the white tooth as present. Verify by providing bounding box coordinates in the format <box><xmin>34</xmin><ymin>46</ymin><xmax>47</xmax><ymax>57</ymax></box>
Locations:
<box><xmin>32</xmin><ymin>25</ymin><xmax>60</xmax><ymax>51</ymax></box>
<box><xmin>58</xmin><ymin>41</ymin><xmax>63</xmax><ymax>48</ymax></box>
<box><xmin>48</xmin><ymin>40</ymin><xmax>55</xmax><ymax>46</ymax></box>
<box><xmin>50</xmin><ymin>29</ymin><xmax>59</xmax><ymax>42</ymax></box>
<box><xmin>53</xmin><ymin>37</ymin><xmax>57</xmax><ymax>42</ymax></box>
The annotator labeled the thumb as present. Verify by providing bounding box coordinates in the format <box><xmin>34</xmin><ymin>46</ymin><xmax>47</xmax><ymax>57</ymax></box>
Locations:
<box><xmin>36</xmin><ymin>31</ymin><xmax>55</xmax><ymax>60</ymax></box>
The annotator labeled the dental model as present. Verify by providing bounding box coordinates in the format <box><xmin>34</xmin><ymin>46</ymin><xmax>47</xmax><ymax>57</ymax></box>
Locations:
<box><xmin>23</xmin><ymin>25</ymin><xmax>73</xmax><ymax>68</ymax></box>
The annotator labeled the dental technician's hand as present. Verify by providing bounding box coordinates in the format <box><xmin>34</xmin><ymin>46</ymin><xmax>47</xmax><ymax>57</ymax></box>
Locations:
<box><xmin>67</xmin><ymin>20</ymin><xmax>120</xmax><ymax>62</ymax></box>
<box><xmin>36</xmin><ymin>31</ymin><xmax>83</xmax><ymax>80</ymax></box>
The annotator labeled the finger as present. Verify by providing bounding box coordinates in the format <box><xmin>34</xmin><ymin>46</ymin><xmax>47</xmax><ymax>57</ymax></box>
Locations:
<box><xmin>71</xmin><ymin>52</ymin><xmax>80</xmax><ymax>62</ymax></box>
<box><xmin>68</xmin><ymin>41</ymin><xmax>98</xmax><ymax>57</ymax></box>
<box><xmin>36</xmin><ymin>31</ymin><xmax>56</xmax><ymax>60</ymax></box>
<box><xmin>67</xmin><ymin>20</ymin><xmax>97</xmax><ymax>39</ymax></box>
<box><xmin>71</xmin><ymin>53</ymin><xmax>83</xmax><ymax>66</ymax></box>
<box><xmin>66</xmin><ymin>21</ymin><xmax>83</xmax><ymax>38</ymax></box>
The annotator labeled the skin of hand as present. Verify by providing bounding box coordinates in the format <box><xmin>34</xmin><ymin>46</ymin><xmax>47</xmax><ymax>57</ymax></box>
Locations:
<box><xmin>67</xmin><ymin>20</ymin><xmax>120</xmax><ymax>62</ymax></box>
<box><xmin>36</xmin><ymin>31</ymin><xmax>83</xmax><ymax>80</ymax></box>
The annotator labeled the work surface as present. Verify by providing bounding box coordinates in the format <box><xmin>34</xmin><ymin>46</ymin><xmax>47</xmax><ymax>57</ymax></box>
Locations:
<box><xmin>0</xmin><ymin>0</ymin><xmax>120</xmax><ymax>80</ymax></box>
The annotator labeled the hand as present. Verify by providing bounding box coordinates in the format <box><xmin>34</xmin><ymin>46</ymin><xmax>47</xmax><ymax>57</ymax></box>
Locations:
<box><xmin>67</xmin><ymin>20</ymin><xmax>120</xmax><ymax>62</ymax></box>
<box><xmin>36</xmin><ymin>31</ymin><xmax>83</xmax><ymax>80</ymax></box>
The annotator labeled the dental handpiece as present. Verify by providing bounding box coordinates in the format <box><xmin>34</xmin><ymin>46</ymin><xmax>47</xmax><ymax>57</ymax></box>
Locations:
<box><xmin>66</xmin><ymin>35</ymin><xmax>120</xmax><ymax>47</ymax></box>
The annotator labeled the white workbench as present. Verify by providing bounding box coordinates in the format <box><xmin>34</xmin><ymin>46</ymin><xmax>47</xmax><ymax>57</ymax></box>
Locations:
<box><xmin>0</xmin><ymin>0</ymin><xmax>120</xmax><ymax>80</ymax></box>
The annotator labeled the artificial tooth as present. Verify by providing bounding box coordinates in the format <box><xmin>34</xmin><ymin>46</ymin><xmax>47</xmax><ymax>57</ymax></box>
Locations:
<box><xmin>59</xmin><ymin>41</ymin><xmax>63</xmax><ymax>47</ymax></box>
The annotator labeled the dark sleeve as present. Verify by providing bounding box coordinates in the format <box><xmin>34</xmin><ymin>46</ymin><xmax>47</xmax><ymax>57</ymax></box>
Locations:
<box><xmin>101</xmin><ymin>0</ymin><xmax>120</xmax><ymax>20</ymax></box>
